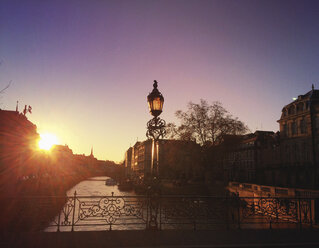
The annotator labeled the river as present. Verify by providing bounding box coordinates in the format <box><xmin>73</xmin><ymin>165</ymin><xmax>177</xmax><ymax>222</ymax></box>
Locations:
<box><xmin>65</xmin><ymin>176</ymin><xmax>135</xmax><ymax>197</ymax></box>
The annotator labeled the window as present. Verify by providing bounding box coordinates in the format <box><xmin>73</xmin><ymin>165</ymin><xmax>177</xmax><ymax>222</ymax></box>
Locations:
<box><xmin>296</xmin><ymin>104</ymin><xmax>300</xmax><ymax>113</ymax></box>
<box><xmin>300</xmin><ymin>142</ymin><xmax>305</xmax><ymax>161</ymax></box>
<box><xmin>288</xmin><ymin>106</ymin><xmax>295</xmax><ymax>115</ymax></box>
<box><xmin>304</xmin><ymin>143</ymin><xmax>310</xmax><ymax>162</ymax></box>
<box><xmin>300</xmin><ymin>119</ymin><xmax>306</xmax><ymax>134</ymax></box>
<box><xmin>283</xmin><ymin>124</ymin><xmax>288</xmax><ymax>136</ymax></box>
<box><xmin>296</xmin><ymin>102</ymin><xmax>304</xmax><ymax>113</ymax></box>
<box><xmin>294</xmin><ymin>144</ymin><xmax>299</xmax><ymax>162</ymax></box>
<box><xmin>291</xmin><ymin>122</ymin><xmax>297</xmax><ymax>135</ymax></box>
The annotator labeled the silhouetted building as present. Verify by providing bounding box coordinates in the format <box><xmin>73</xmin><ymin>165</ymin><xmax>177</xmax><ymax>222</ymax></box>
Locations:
<box><xmin>223</xmin><ymin>131</ymin><xmax>276</xmax><ymax>183</ymax></box>
<box><xmin>129</xmin><ymin>140</ymin><xmax>152</xmax><ymax>178</ymax></box>
<box><xmin>49</xmin><ymin>145</ymin><xmax>76</xmax><ymax>176</ymax></box>
<box><xmin>124</xmin><ymin>147</ymin><xmax>133</xmax><ymax>175</ymax></box>
<box><xmin>0</xmin><ymin>109</ymin><xmax>39</xmax><ymax>179</ymax></box>
<box><xmin>74</xmin><ymin>149</ymin><xmax>98</xmax><ymax>167</ymax></box>
<box><xmin>124</xmin><ymin>139</ymin><xmax>202</xmax><ymax>180</ymax></box>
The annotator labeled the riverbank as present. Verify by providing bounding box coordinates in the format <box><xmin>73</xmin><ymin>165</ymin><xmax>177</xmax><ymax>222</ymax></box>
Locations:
<box><xmin>158</xmin><ymin>181</ymin><xmax>228</xmax><ymax>196</ymax></box>
<box><xmin>0</xmin><ymin>174</ymin><xmax>90</xmax><ymax>232</ymax></box>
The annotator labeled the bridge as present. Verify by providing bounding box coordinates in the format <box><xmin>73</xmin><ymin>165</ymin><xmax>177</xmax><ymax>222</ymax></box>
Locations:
<box><xmin>1</xmin><ymin>191</ymin><xmax>319</xmax><ymax>247</ymax></box>
<box><xmin>44</xmin><ymin>191</ymin><xmax>316</xmax><ymax>231</ymax></box>
<box><xmin>2</xmin><ymin>191</ymin><xmax>315</xmax><ymax>232</ymax></box>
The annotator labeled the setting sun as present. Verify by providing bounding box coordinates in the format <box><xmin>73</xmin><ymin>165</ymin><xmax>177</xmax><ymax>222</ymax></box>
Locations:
<box><xmin>38</xmin><ymin>133</ymin><xmax>59</xmax><ymax>150</ymax></box>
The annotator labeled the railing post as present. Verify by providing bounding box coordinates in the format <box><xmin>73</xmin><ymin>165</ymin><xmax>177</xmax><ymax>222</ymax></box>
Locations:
<box><xmin>193</xmin><ymin>198</ymin><xmax>197</xmax><ymax>231</ymax></box>
<box><xmin>270</xmin><ymin>198</ymin><xmax>277</xmax><ymax>230</ymax></box>
<box><xmin>71</xmin><ymin>191</ymin><xmax>77</xmax><ymax>232</ymax></box>
<box><xmin>159</xmin><ymin>196</ymin><xmax>162</xmax><ymax>230</ymax></box>
<box><xmin>298</xmin><ymin>198</ymin><xmax>302</xmax><ymax>230</ymax></box>
<box><xmin>108</xmin><ymin>192</ymin><xmax>115</xmax><ymax>231</ymax></box>
<box><xmin>226</xmin><ymin>194</ymin><xmax>230</xmax><ymax>230</ymax></box>
<box><xmin>147</xmin><ymin>194</ymin><xmax>159</xmax><ymax>230</ymax></box>
<box><xmin>237</xmin><ymin>197</ymin><xmax>241</xmax><ymax>229</ymax></box>
<box><xmin>146</xmin><ymin>196</ymin><xmax>149</xmax><ymax>230</ymax></box>
<box><xmin>57</xmin><ymin>209</ymin><xmax>61</xmax><ymax>232</ymax></box>
<box><xmin>310</xmin><ymin>199</ymin><xmax>313</xmax><ymax>229</ymax></box>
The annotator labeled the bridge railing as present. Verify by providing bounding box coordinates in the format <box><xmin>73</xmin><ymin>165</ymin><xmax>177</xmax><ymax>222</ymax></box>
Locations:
<box><xmin>44</xmin><ymin>192</ymin><xmax>317</xmax><ymax>231</ymax></box>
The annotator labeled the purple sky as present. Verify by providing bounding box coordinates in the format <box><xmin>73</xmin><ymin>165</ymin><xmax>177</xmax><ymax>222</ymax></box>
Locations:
<box><xmin>1</xmin><ymin>0</ymin><xmax>319</xmax><ymax>161</ymax></box>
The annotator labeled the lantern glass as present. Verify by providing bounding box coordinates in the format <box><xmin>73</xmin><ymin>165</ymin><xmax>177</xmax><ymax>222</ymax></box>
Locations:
<box><xmin>153</xmin><ymin>97</ymin><xmax>163</xmax><ymax>111</ymax></box>
<box><xmin>148</xmin><ymin>96</ymin><xmax>164</xmax><ymax>117</ymax></box>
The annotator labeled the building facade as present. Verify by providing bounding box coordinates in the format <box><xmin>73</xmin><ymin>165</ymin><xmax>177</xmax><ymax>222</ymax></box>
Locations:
<box><xmin>223</xmin><ymin>131</ymin><xmax>277</xmax><ymax>183</ymax></box>
<box><xmin>270</xmin><ymin>86</ymin><xmax>318</xmax><ymax>187</ymax></box>
<box><xmin>124</xmin><ymin>139</ymin><xmax>202</xmax><ymax>181</ymax></box>
<box><xmin>225</xmin><ymin>86</ymin><xmax>319</xmax><ymax>189</ymax></box>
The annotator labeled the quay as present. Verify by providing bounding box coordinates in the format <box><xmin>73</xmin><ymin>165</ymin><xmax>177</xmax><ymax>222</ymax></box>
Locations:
<box><xmin>1</xmin><ymin>229</ymin><xmax>319</xmax><ymax>248</ymax></box>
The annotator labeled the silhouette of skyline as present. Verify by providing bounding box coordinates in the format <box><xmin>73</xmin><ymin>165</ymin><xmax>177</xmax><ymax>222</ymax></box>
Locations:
<box><xmin>1</xmin><ymin>0</ymin><xmax>319</xmax><ymax>161</ymax></box>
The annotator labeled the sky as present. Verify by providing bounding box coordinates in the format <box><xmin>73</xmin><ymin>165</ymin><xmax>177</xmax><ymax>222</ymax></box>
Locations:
<box><xmin>1</xmin><ymin>0</ymin><xmax>319</xmax><ymax>162</ymax></box>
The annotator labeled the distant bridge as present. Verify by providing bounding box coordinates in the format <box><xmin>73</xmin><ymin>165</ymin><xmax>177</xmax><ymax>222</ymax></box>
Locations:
<box><xmin>84</xmin><ymin>178</ymin><xmax>108</xmax><ymax>181</ymax></box>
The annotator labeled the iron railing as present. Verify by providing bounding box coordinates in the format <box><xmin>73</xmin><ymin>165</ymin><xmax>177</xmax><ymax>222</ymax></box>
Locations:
<box><xmin>43</xmin><ymin>192</ymin><xmax>317</xmax><ymax>231</ymax></box>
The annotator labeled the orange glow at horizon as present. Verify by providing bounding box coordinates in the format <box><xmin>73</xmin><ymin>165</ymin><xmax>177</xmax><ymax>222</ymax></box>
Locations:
<box><xmin>38</xmin><ymin>133</ymin><xmax>59</xmax><ymax>151</ymax></box>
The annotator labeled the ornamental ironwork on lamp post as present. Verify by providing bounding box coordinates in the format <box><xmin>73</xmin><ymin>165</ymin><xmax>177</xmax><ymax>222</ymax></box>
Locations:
<box><xmin>146</xmin><ymin>80</ymin><xmax>166</xmax><ymax>178</ymax></box>
<box><xmin>146</xmin><ymin>80</ymin><xmax>165</xmax><ymax>230</ymax></box>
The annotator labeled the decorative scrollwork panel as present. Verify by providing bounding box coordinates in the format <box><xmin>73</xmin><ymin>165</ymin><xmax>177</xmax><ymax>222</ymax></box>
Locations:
<box><xmin>59</xmin><ymin>197</ymin><xmax>75</xmax><ymax>226</ymax></box>
<box><xmin>239</xmin><ymin>197</ymin><xmax>302</xmax><ymax>225</ymax></box>
<box><xmin>298</xmin><ymin>199</ymin><xmax>312</xmax><ymax>224</ymax></box>
<box><xmin>74</xmin><ymin>194</ymin><xmax>147</xmax><ymax>229</ymax></box>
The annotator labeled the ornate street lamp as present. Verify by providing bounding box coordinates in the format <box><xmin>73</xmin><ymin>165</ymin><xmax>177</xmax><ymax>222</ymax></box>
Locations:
<box><xmin>146</xmin><ymin>80</ymin><xmax>165</xmax><ymax>230</ymax></box>
<box><xmin>146</xmin><ymin>80</ymin><xmax>166</xmax><ymax>177</ymax></box>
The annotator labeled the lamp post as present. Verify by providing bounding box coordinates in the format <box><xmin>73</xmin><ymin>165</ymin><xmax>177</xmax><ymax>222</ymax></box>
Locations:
<box><xmin>146</xmin><ymin>80</ymin><xmax>165</xmax><ymax>230</ymax></box>
<box><xmin>146</xmin><ymin>80</ymin><xmax>166</xmax><ymax>179</ymax></box>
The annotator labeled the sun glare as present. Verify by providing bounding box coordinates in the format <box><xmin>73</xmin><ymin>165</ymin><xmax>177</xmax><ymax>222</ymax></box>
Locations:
<box><xmin>38</xmin><ymin>133</ymin><xmax>59</xmax><ymax>150</ymax></box>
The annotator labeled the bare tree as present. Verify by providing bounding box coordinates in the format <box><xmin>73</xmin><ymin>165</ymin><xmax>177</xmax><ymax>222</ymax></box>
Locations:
<box><xmin>0</xmin><ymin>81</ymin><xmax>11</xmax><ymax>107</ymax></box>
<box><xmin>0</xmin><ymin>81</ymin><xmax>11</xmax><ymax>94</ymax></box>
<box><xmin>0</xmin><ymin>59</ymin><xmax>12</xmax><ymax>105</ymax></box>
<box><xmin>167</xmin><ymin>99</ymin><xmax>249</xmax><ymax>146</ymax></box>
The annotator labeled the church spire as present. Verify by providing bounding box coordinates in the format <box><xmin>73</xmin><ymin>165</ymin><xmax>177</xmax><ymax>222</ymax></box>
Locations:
<box><xmin>90</xmin><ymin>147</ymin><xmax>93</xmax><ymax>157</ymax></box>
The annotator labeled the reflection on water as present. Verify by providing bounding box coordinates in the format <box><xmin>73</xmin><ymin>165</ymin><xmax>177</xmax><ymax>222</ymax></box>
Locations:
<box><xmin>65</xmin><ymin>176</ymin><xmax>135</xmax><ymax>197</ymax></box>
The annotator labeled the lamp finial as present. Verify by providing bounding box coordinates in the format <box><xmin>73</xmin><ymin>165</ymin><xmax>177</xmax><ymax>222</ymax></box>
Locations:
<box><xmin>153</xmin><ymin>80</ymin><xmax>158</xmax><ymax>89</ymax></box>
